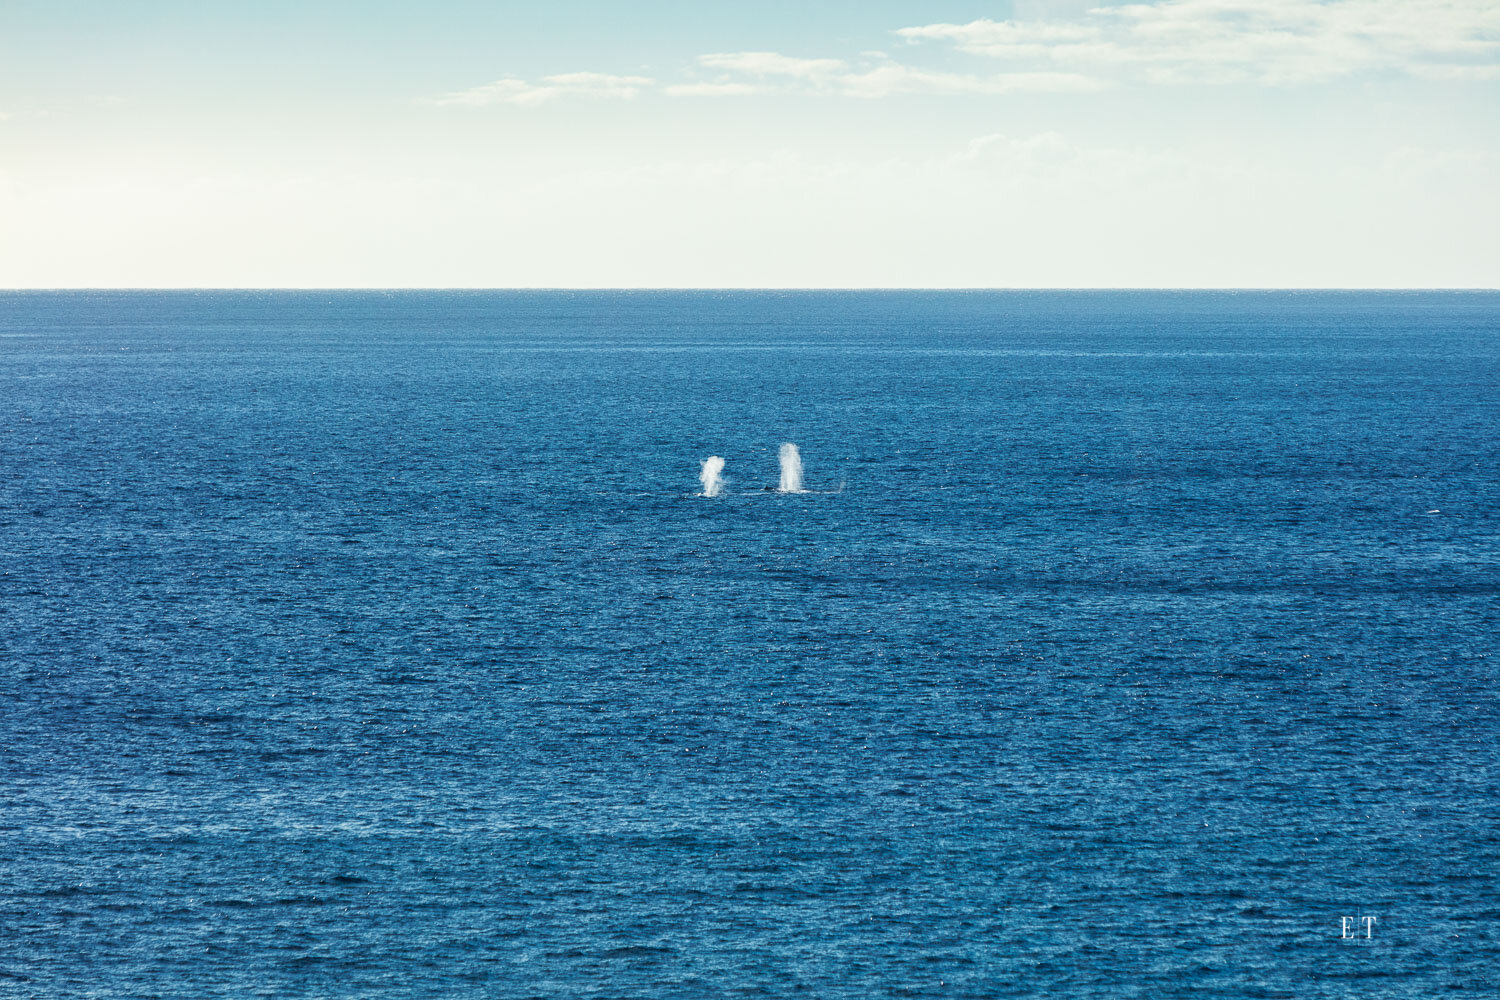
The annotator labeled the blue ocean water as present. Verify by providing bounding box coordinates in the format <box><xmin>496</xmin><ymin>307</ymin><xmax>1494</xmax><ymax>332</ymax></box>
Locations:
<box><xmin>2</xmin><ymin>290</ymin><xmax>1498</xmax><ymax>998</ymax></box>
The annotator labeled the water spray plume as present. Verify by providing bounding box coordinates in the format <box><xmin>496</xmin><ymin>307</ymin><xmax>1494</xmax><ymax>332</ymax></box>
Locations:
<box><xmin>778</xmin><ymin>443</ymin><xmax>804</xmax><ymax>494</ymax></box>
<box><xmin>700</xmin><ymin>456</ymin><xmax>725</xmax><ymax>497</ymax></box>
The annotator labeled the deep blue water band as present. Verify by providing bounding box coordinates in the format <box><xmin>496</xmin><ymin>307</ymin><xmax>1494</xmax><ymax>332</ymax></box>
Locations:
<box><xmin>2</xmin><ymin>291</ymin><xmax>1498</xmax><ymax>998</ymax></box>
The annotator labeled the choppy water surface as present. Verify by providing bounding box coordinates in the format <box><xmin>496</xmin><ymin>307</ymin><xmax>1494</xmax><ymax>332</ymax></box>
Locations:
<box><xmin>2</xmin><ymin>291</ymin><xmax>1498</xmax><ymax>998</ymax></box>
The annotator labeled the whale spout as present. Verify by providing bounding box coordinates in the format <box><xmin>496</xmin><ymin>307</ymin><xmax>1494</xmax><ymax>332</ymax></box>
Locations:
<box><xmin>700</xmin><ymin>455</ymin><xmax>725</xmax><ymax>497</ymax></box>
<box><xmin>778</xmin><ymin>443</ymin><xmax>804</xmax><ymax>494</ymax></box>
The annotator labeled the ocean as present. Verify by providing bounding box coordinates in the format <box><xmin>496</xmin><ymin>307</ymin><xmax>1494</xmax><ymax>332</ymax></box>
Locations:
<box><xmin>2</xmin><ymin>290</ymin><xmax>1498</xmax><ymax>998</ymax></box>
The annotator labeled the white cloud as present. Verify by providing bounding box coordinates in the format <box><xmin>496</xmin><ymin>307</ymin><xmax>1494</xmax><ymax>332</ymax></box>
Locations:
<box><xmin>433</xmin><ymin>1</ymin><xmax>1497</xmax><ymax>110</ymax></box>
<box><xmin>899</xmin><ymin>0</ymin><xmax>1500</xmax><ymax>85</ymax></box>
<box><xmin>438</xmin><ymin>54</ymin><xmax>1096</xmax><ymax>105</ymax></box>
<box><xmin>685</xmin><ymin>51</ymin><xmax>1100</xmax><ymax>97</ymax></box>
<box><xmin>1419</xmin><ymin>63</ymin><xmax>1500</xmax><ymax>80</ymax></box>
<box><xmin>663</xmin><ymin>82</ymin><xmax>761</xmax><ymax>97</ymax></box>
<box><xmin>433</xmin><ymin>71</ymin><xmax>654</xmax><ymax>106</ymax></box>
<box><xmin>837</xmin><ymin>65</ymin><xmax>1101</xmax><ymax>97</ymax></box>
<box><xmin>696</xmin><ymin>52</ymin><xmax>850</xmax><ymax>79</ymax></box>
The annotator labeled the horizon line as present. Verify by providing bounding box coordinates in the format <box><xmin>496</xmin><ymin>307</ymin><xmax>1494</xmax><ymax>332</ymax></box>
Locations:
<box><xmin>3</xmin><ymin>286</ymin><xmax>1499</xmax><ymax>293</ymax></box>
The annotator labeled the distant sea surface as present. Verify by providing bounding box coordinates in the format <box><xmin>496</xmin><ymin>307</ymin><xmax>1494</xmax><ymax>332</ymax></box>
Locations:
<box><xmin>3</xmin><ymin>291</ymin><xmax>1498</xmax><ymax>999</ymax></box>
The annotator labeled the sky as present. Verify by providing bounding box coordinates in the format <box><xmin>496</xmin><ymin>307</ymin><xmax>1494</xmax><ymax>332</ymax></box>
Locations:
<box><xmin>1</xmin><ymin>0</ymin><xmax>1497</xmax><ymax>287</ymax></box>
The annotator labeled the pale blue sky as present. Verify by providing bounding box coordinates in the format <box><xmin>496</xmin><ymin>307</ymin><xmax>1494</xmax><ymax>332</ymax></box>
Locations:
<box><xmin>2</xmin><ymin>1</ymin><xmax>1496</xmax><ymax>286</ymax></box>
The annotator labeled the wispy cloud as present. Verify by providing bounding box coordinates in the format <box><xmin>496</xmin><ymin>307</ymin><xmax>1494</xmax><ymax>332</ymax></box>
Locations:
<box><xmin>697</xmin><ymin>52</ymin><xmax>850</xmax><ymax>80</ymax></box>
<box><xmin>431</xmin><ymin>1</ymin><xmax>1499</xmax><ymax>109</ymax></box>
<box><xmin>899</xmin><ymin>0</ymin><xmax>1500</xmax><ymax>85</ymax></box>
<box><xmin>432</xmin><ymin>72</ymin><xmax>654</xmax><ymax>106</ymax></box>
<box><xmin>662</xmin><ymin>82</ymin><xmax>761</xmax><ymax>97</ymax></box>
<box><xmin>677</xmin><ymin>51</ymin><xmax>1099</xmax><ymax>97</ymax></box>
<box><xmin>837</xmin><ymin>65</ymin><xmax>1100</xmax><ymax>97</ymax></box>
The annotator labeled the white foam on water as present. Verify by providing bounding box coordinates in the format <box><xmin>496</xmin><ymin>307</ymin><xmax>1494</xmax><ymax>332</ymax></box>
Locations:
<box><xmin>700</xmin><ymin>456</ymin><xmax>725</xmax><ymax>497</ymax></box>
<box><xmin>778</xmin><ymin>443</ymin><xmax>804</xmax><ymax>494</ymax></box>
